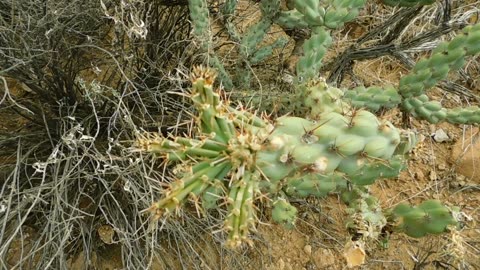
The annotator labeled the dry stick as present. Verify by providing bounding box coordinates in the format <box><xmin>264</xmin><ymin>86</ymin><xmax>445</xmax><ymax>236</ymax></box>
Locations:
<box><xmin>158</xmin><ymin>0</ymin><xmax>189</xmax><ymax>6</ymax></box>
<box><xmin>326</xmin><ymin>6</ymin><xmax>423</xmax><ymax>85</ymax></box>
<box><xmin>358</xmin><ymin>8</ymin><xmax>420</xmax><ymax>44</ymax></box>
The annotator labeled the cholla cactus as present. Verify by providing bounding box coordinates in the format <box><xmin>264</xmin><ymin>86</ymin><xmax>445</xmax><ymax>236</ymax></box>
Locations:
<box><xmin>136</xmin><ymin>0</ymin><xmax>480</xmax><ymax>253</ymax></box>
<box><xmin>138</xmin><ymin>65</ymin><xmax>440</xmax><ymax>248</ymax></box>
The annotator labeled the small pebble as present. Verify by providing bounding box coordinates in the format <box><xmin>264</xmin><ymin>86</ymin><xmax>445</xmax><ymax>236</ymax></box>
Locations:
<box><xmin>433</xmin><ymin>129</ymin><xmax>450</xmax><ymax>143</ymax></box>
<box><xmin>304</xmin><ymin>245</ymin><xmax>312</xmax><ymax>256</ymax></box>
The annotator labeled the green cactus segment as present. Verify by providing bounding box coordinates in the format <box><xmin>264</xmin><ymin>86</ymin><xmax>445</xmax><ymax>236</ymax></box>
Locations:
<box><xmin>348</xmin><ymin>156</ymin><xmax>405</xmax><ymax>185</ymax></box>
<box><xmin>257</xmin><ymin>108</ymin><xmax>413</xmax><ymax>188</ymax></box>
<box><xmin>260</xmin><ymin>0</ymin><xmax>281</xmax><ymax>18</ymax></box>
<box><xmin>464</xmin><ymin>24</ymin><xmax>480</xmax><ymax>55</ymax></box>
<box><xmin>394</xmin><ymin>130</ymin><xmax>418</xmax><ymax>155</ymax></box>
<box><xmin>188</xmin><ymin>0</ymin><xmax>234</xmax><ymax>89</ymax></box>
<box><xmin>293</xmin><ymin>0</ymin><xmax>325</xmax><ymax>26</ymax></box>
<box><xmin>224</xmin><ymin>171</ymin><xmax>258</xmax><ymax>248</ymax></box>
<box><xmin>151</xmin><ymin>161</ymin><xmax>231</xmax><ymax>216</ymax></box>
<box><xmin>137</xmin><ymin>136</ymin><xmax>227</xmax><ymax>161</ymax></box>
<box><xmin>274</xmin><ymin>9</ymin><xmax>309</xmax><ymax>29</ymax></box>
<box><xmin>390</xmin><ymin>200</ymin><xmax>458</xmax><ymax>238</ymax></box>
<box><xmin>240</xmin><ymin>16</ymin><xmax>273</xmax><ymax>59</ymax></box>
<box><xmin>402</xmin><ymin>95</ymin><xmax>447</xmax><ymax>123</ymax></box>
<box><xmin>272</xmin><ymin>198</ymin><xmax>298</xmax><ymax>229</ymax></box>
<box><xmin>296</xmin><ymin>79</ymin><xmax>347</xmax><ymax>116</ymax></box>
<box><xmin>323</xmin><ymin>0</ymin><xmax>367</xmax><ymax>29</ymax></box>
<box><xmin>344</xmin><ymin>86</ymin><xmax>402</xmax><ymax>112</ymax></box>
<box><xmin>403</xmin><ymin>94</ymin><xmax>480</xmax><ymax>124</ymax></box>
<box><xmin>381</xmin><ymin>0</ymin><xmax>435</xmax><ymax>7</ymax></box>
<box><xmin>221</xmin><ymin>0</ymin><xmax>241</xmax><ymax>42</ymax></box>
<box><xmin>188</xmin><ymin>0</ymin><xmax>210</xmax><ymax>39</ymax></box>
<box><xmin>250</xmin><ymin>37</ymin><xmax>289</xmax><ymax>64</ymax></box>
<box><xmin>285</xmin><ymin>173</ymin><xmax>345</xmax><ymax>197</ymax></box>
<box><xmin>446</xmin><ymin>106</ymin><xmax>480</xmax><ymax>124</ymax></box>
<box><xmin>190</xmin><ymin>68</ymin><xmax>235</xmax><ymax>143</ymax></box>
<box><xmin>209</xmin><ymin>55</ymin><xmax>234</xmax><ymax>90</ymax></box>
<box><xmin>399</xmin><ymin>24</ymin><xmax>480</xmax><ymax>99</ymax></box>
<box><xmin>398</xmin><ymin>23</ymin><xmax>480</xmax><ymax>123</ymax></box>
<box><xmin>277</xmin><ymin>0</ymin><xmax>366</xmax><ymax>29</ymax></box>
<box><xmin>296</xmin><ymin>27</ymin><xmax>332</xmax><ymax>82</ymax></box>
<box><xmin>342</xmin><ymin>188</ymin><xmax>387</xmax><ymax>240</ymax></box>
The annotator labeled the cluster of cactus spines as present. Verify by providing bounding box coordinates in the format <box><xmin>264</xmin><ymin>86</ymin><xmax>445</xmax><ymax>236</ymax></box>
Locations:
<box><xmin>389</xmin><ymin>200</ymin><xmax>459</xmax><ymax>238</ymax></box>
<box><xmin>381</xmin><ymin>0</ymin><xmax>435</xmax><ymax>7</ymax></box>
<box><xmin>399</xmin><ymin>24</ymin><xmax>480</xmax><ymax>124</ymax></box>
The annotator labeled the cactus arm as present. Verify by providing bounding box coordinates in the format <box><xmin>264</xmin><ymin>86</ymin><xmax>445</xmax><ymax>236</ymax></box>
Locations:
<box><xmin>277</xmin><ymin>0</ymin><xmax>366</xmax><ymax>30</ymax></box>
<box><xmin>323</xmin><ymin>0</ymin><xmax>367</xmax><ymax>29</ymax></box>
<box><xmin>224</xmin><ymin>170</ymin><xmax>257</xmax><ymax>248</ymax></box>
<box><xmin>296</xmin><ymin>27</ymin><xmax>333</xmax><ymax>82</ymax></box>
<box><xmin>399</xmin><ymin>24</ymin><xmax>480</xmax><ymax>123</ymax></box>
<box><xmin>149</xmin><ymin>160</ymin><xmax>231</xmax><ymax>217</ymax></box>
<box><xmin>274</xmin><ymin>9</ymin><xmax>309</xmax><ymax>29</ymax></box>
<box><xmin>188</xmin><ymin>0</ymin><xmax>234</xmax><ymax>88</ymax></box>
<box><xmin>272</xmin><ymin>197</ymin><xmax>298</xmax><ymax>229</ymax></box>
<box><xmin>249</xmin><ymin>37</ymin><xmax>289</xmax><ymax>65</ymax></box>
<box><xmin>220</xmin><ymin>0</ymin><xmax>241</xmax><ymax>43</ymax></box>
<box><xmin>388</xmin><ymin>200</ymin><xmax>458</xmax><ymax>238</ymax></box>
<box><xmin>188</xmin><ymin>0</ymin><xmax>210</xmax><ymax>40</ymax></box>
<box><xmin>344</xmin><ymin>86</ymin><xmax>402</xmax><ymax>112</ymax></box>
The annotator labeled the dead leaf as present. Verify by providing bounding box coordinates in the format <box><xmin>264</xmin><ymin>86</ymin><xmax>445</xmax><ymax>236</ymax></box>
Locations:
<box><xmin>343</xmin><ymin>240</ymin><xmax>366</xmax><ymax>268</ymax></box>
<box><xmin>97</xmin><ymin>225</ymin><xmax>115</xmax><ymax>245</ymax></box>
